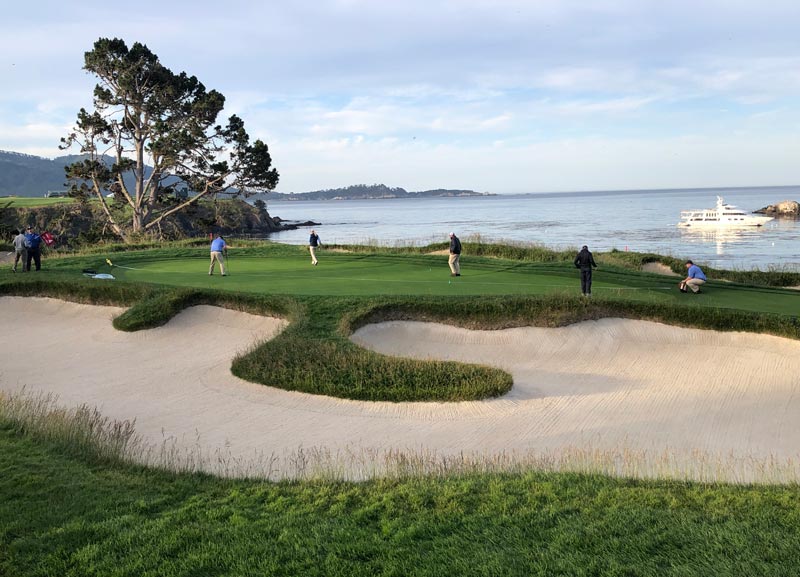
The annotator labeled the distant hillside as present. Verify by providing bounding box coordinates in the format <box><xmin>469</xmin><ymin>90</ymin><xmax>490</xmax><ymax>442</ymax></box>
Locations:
<box><xmin>269</xmin><ymin>184</ymin><xmax>491</xmax><ymax>201</ymax></box>
<box><xmin>1</xmin><ymin>151</ymin><xmax>490</xmax><ymax>201</ymax></box>
<box><xmin>0</xmin><ymin>151</ymin><xmax>72</xmax><ymax>196</ymax></box>
<box><xmin>0</xmin><ymin>150</ymin><xmax>182</xmax><ymax>197</ymax></box>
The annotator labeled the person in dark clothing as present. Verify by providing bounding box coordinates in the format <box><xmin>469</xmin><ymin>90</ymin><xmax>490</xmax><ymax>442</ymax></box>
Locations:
<box><xmin>24</xmin><ymin>226</ymin><xmax>42</xmax><ymax>272</ymax></box>
<box><xmin>574</xmin><ymin>245</ymin><xmax>597</xmax><ymax>296</ymax></box>
<box><xmin>309</xmin><ymin>230</ymin><xmax>321</xmax><ymax>265</ymax></box>
<box><xmin>448</xmin><ymin>232</ymin><xmax>462</xmax><ymax>276</ymax></box>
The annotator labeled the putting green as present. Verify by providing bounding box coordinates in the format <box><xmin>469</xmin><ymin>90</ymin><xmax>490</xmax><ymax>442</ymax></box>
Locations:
<box><xmin>96</xmin><ymin>251</ymin><xmax>800</xmax><ymax>315</ymax></box>
<box><xmin>103</xmin><ymin>253</ymin><xmax>646</xmax><ymax>296</ymax></box>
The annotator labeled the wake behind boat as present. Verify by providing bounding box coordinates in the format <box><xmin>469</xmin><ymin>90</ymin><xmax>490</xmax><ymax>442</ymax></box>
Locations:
<box><xmin>677</xmin><ymin>196</ymin><xmax>774</xmax><ymax>228</ymax></box>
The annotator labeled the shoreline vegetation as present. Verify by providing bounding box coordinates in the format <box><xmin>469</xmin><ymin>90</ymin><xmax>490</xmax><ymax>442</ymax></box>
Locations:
<box><xmin>2</xmin><ymin>239</ymin><xmax>800</xmax><ymax>575</ymax></box>
<box><xmin>0</xmin><ymin>197</ymin><xmax>290</xmax><ymax>245</ymax></box>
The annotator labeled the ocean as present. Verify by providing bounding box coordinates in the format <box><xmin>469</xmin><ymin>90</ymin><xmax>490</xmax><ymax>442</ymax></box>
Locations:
<box><xmin>260</xmin><ymin>186</ymin><xmax>800</xmax><ymax>271</ymax></box>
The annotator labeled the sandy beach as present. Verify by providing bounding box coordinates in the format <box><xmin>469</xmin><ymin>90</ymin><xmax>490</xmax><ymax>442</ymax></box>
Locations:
<box><xmin>2</xmin><ymin>296</ymin><xmax>800</xmax><ymax>482</ymax></box>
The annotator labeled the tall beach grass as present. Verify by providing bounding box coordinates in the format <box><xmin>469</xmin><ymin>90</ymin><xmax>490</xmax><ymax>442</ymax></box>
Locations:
<box><xmin>3</xmin><ymin>389</ymin><xmax>800</xmax><ymax>485</ymax></box>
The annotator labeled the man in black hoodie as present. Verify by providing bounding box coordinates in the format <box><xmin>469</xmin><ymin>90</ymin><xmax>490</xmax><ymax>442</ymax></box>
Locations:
<box><xmin>448</xmin><ymin>232</ymin><xmax>461</xmax><ymax>276</ymax></box>
<box><xmin>574</xmin><ymin>245</ymin><xmax>597</xmax><ymax>297</ymax></box>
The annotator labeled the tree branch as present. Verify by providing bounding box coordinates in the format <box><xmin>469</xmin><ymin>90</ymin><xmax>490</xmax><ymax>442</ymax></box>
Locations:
<box><xmin>143</xmin><ymin>175</ymin><xmax>226</xmax><ymax>231</ymax></box>
<box><xmin>90</xmin><ymin>175</ymin><xmax>126</xmax><ymax>240</ymax></box>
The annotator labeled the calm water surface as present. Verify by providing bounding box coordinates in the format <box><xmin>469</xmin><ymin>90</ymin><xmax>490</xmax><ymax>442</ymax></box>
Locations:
<box><xmin>261</xmin><ymin>186</ymin><xmax>800</xmax><ymax>271</ymax></box>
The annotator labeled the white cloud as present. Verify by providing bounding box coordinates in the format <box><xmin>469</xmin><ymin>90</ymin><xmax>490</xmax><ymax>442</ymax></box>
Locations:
<box><xmin>555</xmin><ymin>97</ymin><xmax>655</xmax><ymax>116</ymax></box>
<box><xmin>271</xmin><ymin>131</ymin><xmax>800</xmax><ymax>193</ymax></box>
<box><xmin>2</xmin><ymin>1</ymin><xmax>800</xmax><ymax>191</ymax></box>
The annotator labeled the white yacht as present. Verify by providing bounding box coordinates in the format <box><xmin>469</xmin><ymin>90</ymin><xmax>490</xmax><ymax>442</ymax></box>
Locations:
<box><xmin>677</xmin><ymin>196</ymin><xmax>773</xmax><ymax>228</ymax></box>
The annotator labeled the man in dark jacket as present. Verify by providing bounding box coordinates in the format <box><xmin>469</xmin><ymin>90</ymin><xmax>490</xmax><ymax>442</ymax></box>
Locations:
<box><xmin>309</xmin><ymin>230</ymin><xmax>321</xmax><ymax>265</ymax></box>
<box><xmin>24</xmin><ymin>226</ymin><xmax>42</xmax><ymax>272</ymax></box>
<box><xmin>448</xmin><ymin>232</ymin><xmax>461</xmax><ymax>276</ymax></box>
<box><xmin>574</xmin><ymin>245</ymin><xmax>597</xmax><ymax>296</ymax></box>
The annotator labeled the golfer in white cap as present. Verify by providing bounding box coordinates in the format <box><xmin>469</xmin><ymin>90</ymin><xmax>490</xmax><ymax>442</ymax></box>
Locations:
<box><xmin>448</xmin><ymin>232</ymin><xmax>461</xmax><ymax>276</ymax></box>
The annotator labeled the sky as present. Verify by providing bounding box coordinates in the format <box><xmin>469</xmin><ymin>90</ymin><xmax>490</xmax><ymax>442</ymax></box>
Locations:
<box><xmin>1</xmin><ymin>0</ymin><xmax>799</xmax><ymax>194</ymax></box>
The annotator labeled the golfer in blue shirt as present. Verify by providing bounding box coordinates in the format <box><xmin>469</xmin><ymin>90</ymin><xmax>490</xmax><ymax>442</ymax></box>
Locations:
<box><xmin>679</xmin><ymin>260</ymin><xmax>706</xmax><ymax>293</ymax></box>
<box><xmin>209</xmin><ymin>233</ymin><xmax>227</xmax><ymax>276</ymax></box>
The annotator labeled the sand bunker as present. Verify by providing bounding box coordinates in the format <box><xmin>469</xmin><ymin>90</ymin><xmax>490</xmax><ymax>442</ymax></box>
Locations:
<box><xmin>641</xmin><ymin>262</ymin><xmax>679</xmax><ymax>276</ymax></box>
<box><xmin>2</xmin><ymin>296</ymin><xmax>800</xmax><ymax>483</ymax></box>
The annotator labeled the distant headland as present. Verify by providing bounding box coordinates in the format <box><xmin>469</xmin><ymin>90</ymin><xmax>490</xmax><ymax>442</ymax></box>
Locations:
<box><xmin>0</xmin><ymin>151</ymin><xmax>491</xmax><ymax>202</ymax></box>
<box><xmin>267</xmin><ymin>184</ymin><xmax>493</xmax><ymax>201</ymax></box>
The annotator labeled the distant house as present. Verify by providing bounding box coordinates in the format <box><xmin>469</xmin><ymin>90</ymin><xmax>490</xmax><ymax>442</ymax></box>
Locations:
<box><xmin>45</xmin><ymin>190</ymin><xmax>67</xmax><ymax>198</ymax></box>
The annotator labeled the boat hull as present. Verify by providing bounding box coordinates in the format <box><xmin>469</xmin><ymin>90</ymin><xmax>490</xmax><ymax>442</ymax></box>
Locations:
<box><xmin>677</xmin><ymin>217</ymin><xmax>773</xmax><ymax>228</ymax></box>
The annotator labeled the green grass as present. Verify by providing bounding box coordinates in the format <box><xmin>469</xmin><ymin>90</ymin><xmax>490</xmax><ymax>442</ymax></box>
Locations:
<box><xmin>2</xmin><ymin>422</ymin><xmax>800</xmax><ymax>577</ymax></box>
<box><xmin>1</xmin><ymin>195</ymin><xmax>76</xmax><ymax>207</ymax></box>
<box><xmin>600</xmin><ymin>248</ymin><xmax>800</xmax><ymax>287</ymax></box>
<box><xmin>39</xmin><ymin>243</ymin><xmax>800</xmax><ymax>311</ymax></box>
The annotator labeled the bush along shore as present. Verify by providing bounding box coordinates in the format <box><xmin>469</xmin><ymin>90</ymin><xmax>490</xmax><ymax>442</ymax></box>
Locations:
<box><xmin>0</xmin><ymin>197</ymin><xmax>293</xmax><ymax>245</ymax></box>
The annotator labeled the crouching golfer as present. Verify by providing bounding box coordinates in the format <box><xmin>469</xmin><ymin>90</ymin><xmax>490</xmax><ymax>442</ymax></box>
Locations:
<box><xmin>209</xmin><ymin>233</ymin><xmax>227</xmax><ymax>276</ymax></box>
<box><xmin>679</xmin><ymin>260</ymin><xmax>706</xmax><ymax>293</ymax></box>
<box><xmin>574</xmin><ymin>245</ymin><xmax>597</xmax><ymax>296</ymax></box>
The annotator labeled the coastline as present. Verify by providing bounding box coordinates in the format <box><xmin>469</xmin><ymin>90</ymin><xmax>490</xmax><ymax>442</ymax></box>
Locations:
<box><xmin>262</xmin><ymin>187</ymin><xmax>800</xmax><ymax>272</ymax></box>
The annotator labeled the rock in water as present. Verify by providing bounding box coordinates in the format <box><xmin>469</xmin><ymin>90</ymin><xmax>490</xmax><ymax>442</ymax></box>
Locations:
<box><xmin>754</xmin><ymin>199</ymin><xmax>800</xmax><ymax>216</ymax></box>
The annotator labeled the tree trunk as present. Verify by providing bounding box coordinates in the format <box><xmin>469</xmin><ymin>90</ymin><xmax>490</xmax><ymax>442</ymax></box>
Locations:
<box><xmin>132</xmin><ymin>208</ymin><xmax>143</xmax><ymax>233</ymax></box>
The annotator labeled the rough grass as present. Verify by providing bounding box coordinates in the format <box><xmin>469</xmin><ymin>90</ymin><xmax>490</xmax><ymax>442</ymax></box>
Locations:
<box><xmin>602</xmin><ymin>248</ymin><xmax>800</xmax><ymax>287</ymax></box>
<box><xmin>331</xmin><ymin>236</ymin><xmax>579</xmax><ymax>262</ymax></box>
<box><xmin>346</xmin><ymin>293</ymin><xmax>800</xmax><ymax>339</ymax></box>
<box><xmin>331</xmin><ymin>239</ymin><xmax>800</xmax><ymax>287</ymax></box>
<box><xmin>231</xmin><ymin>297</ymin><xmax>513</xmax><ymax>402</ymax></box>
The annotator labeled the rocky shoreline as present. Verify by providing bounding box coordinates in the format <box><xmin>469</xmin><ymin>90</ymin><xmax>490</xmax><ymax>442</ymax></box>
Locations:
<box><xmin>1</xmin><ymin>199</ymin><xmax>316</xmax><ymax>245</ymax></box>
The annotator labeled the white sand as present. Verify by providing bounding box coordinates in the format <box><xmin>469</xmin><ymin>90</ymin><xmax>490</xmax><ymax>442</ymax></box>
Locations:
<box><xmin>641</xmin><ymin>262</ymin><xmax>679</xmax><ymax>276</ymax></box>
<box><xmin>3</xmin><ymin>296</ymin><xmax>800</xmax><ymax>482</ymax></box>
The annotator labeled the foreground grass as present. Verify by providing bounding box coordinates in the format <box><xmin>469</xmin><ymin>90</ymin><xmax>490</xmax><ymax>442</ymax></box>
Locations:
<box><xmin>2</xmin><ymin>419</ymin><xmax>800</xmax><ymax>577</ymax></box>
